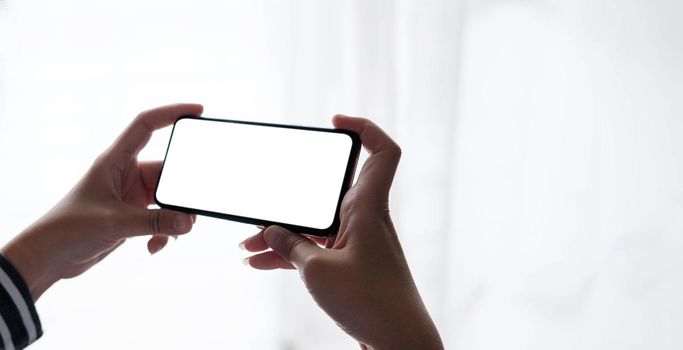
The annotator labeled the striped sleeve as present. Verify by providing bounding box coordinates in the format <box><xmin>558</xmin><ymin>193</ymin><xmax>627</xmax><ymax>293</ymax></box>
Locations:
<box><xmin>0</xmin><ymin>254</ymin><xmax>42</xmax><ymax>350</ymax></box>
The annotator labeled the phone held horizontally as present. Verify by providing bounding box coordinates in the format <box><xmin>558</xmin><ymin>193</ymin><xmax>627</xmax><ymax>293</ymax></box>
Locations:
<box><xmin>154</xmin><ymin>116</ymin><xmax>361</xmax><ymax>236</ymax></box>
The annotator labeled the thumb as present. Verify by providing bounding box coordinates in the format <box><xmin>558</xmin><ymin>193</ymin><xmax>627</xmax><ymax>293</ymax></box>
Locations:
<box><xmin>263</xmin><ymin>226</ymin><xmax>320</xmax><ymax>268</ymax></box>
<box><xmin>119</xmin><ymin>207</ymin><xmax>194</xmax><ymax>237</ymax></box>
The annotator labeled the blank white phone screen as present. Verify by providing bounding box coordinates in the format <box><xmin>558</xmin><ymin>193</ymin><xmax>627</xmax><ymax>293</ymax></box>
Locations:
<box><xmin>155</xmin><ymin>118</ymin><xmax>354</xmax><ymax>230</ymax></box>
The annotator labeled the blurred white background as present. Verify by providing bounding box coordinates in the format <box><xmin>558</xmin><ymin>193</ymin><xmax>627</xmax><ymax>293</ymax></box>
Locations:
<box><xmin>1</xmin><ymin>0</ymin><xmax>683</xmax><ymax>349</ymax></box>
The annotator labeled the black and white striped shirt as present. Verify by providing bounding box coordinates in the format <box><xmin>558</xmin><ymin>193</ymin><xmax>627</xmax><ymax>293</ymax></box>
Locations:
<box><xmin>0</xmin><ymin>255</ymin><xmax>42</xmax><ymax>349</ymax></box>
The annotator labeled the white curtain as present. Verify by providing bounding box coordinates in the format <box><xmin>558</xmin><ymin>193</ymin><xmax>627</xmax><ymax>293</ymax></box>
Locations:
<box><xmin>1</xmin><ymin>0</ymin><xmax>682</xmax><ymax>349</ymax></box>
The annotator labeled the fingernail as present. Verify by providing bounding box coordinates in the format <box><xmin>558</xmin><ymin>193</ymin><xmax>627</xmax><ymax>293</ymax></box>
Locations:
<box><xmin>172</xmin><ymin>235</ymin><xmax>179</xmax><ymax>241</ymax></box>
<box><xmin>150</xmin><ymin>245</ymin><xmax>162</xmax><ymax>255</ymax></box>
<box><xmin>191</xmin><ymin>214</ymin><xmax>197</xmax><ymax>224</ymax></box>
<box><xmin>238</xmin><ymin>240</ymin><xmax>246</xmax><ymax>250</ymax></box>
<box><xmin>265</xmin><ymin>225</ymin><xmax>284</xmax><ymax>234</ymax></box>
<box><xmin>242</xmin><ymin>257</ymin><xmax>250</xmax><ymax>266</ymax></box>
<box><xmin>174</xmin><ymin>215</ymin><xmax>192</xmax><ymax>233</ymax></box>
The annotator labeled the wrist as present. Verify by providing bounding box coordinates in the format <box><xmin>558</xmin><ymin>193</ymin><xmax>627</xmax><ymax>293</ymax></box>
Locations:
<box><xmin>366</xmin><ymin>332</ymin><xmax>443</xmax><ymax>350</ymax></box>
<box><xmin>365</xmin><ymin>308</ymin><xmax>444</xmax><ymax>350</ymax></box>
<box><xmin>1</xmin><ymin>232</ymin><xmax>60</xmax><ymax>301</ymax></box>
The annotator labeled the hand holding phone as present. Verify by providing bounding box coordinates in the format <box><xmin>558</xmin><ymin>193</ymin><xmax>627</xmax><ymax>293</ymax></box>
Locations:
<box><xmin>241</xmin><ymin>115</ymin><xmax>444</xmax><ymax>350</ymax></box>
<box><xmin>1</xmin><ymin>104</ymin><xmax>202</xmax><ymax>301</ymax></box>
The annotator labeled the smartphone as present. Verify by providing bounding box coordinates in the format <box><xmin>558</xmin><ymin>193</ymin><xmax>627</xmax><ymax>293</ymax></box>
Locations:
<box><xmin>154</xmin><ymin>116</ymin><xmax>361</xmax><ymax>236</ymax></box>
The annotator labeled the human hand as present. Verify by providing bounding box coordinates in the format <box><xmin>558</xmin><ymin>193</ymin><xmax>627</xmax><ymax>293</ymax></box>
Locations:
<box><xmin>1</xmin><ymin>104</ymin><xmax>202</xmax><ymax>301</ymax></box>
<box><xmin>241</xmin><ymin>115</ymin><xmax>443</xmax><ymax>350</ymax></box>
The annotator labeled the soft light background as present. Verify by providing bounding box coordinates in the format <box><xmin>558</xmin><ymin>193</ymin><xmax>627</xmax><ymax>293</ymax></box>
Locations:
<box><xmin>1</xmin><ymin>0</ymin><xmax>682</xmax><ymax>349</ymax></box>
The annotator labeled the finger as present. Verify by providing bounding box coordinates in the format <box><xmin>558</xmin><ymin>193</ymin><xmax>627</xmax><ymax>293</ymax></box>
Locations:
<box><xmin>332</xmin><ymin>115</ymin><xmax>401</xmax><ymax>203</ymax></box>
<box><xmin>243</xmin><ymin>231</ymin><xmax>331</xmax><ymax>250</ymax></box>
<box><xmin>239</xmin><ymin>228</ymin><xmax>268</xmax><ymax>252</ymax></box>
<box><xmin>262</xmin><ymin>225</ymin><xmax>321</xmax><ymax>268</ymax></box>
<box><xmin>244</xmin><ymin>251</ymin><xmax>295</xmax><ymax>270</ymax></box>
<box><xmin>139</xmin><ymin>161</ymin><xmax>163</xmax><ymax>204</ymax></box>
<box><xmin>148</xmin><ymin>235</ymin><xmax>169</xmax><ymax>255</ymax></box>
<box><xmin>324</xmin><ymin>235</ymin><xmax>336</xmax><ymax>249</ymax></box>
<box><xmin>118</xmin><ymin>206</ymin><xmax>194</xmax><ymax>237</ymax></box>
<box><xmin>305</xmin><ymin>235</ymin><xmax>328</xmax><ymax>247</ymax></box>
<box><xmin>110</xmin><ymin>103</ymin><xmax>203</xmax><ymax>156</ymax></box>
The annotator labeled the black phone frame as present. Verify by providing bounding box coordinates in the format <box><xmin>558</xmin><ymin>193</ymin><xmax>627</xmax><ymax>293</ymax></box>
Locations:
<box><xmin>154</xmin><ymin>115</ymin><xmax>361</xmax><ymax>236</ymax></box>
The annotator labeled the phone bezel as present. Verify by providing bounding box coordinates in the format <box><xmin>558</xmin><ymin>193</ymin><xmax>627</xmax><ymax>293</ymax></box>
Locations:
<box><xmin>154</xmin><ymin>116</ymin><xmax>361</xmax><ymax>236</ymax></box>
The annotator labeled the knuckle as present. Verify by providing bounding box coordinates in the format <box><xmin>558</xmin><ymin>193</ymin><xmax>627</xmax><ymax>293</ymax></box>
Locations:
<box><xmin>132</xmin><ymin>111</ymin><xmax>155</xmax><ymax>132</ymax></box>
<box><xmin>132</xmin><ymin>114</ymin><xmax>146</xmax><ymax>128</ymax></box>
<box><xmin>388</xmin><ymin>142</ymin><xmax>402</xmax><ymax>160</ymax></box>
<box><xmin>358</xmin><ymin>117</ymin><xmax>373</xmax><ymax>126</ymax></box>
<box><xmin>300</xmin><ymin>254</ymin><xmax>326</xmax><ymax>280</ymax></box>
<box><xmin>380</xmin><ymin>205</ymin><xmax>394</xmax><ymax>224</ymax></box>
<box><xmin>138</xmin><ymin>118</ymin><xmax>154</xmax><ymax>133</ymax></box>
<box><xmin>147</xmin><ymin>210</ymin><xmax>162</xmax><ymax>234</ymax></box>
<box><xmin>92</xmin><ymin>152</ymin><xmax>108</xmax><ymax>167</ymax></box>
<box><xmin>286</xmin><ymin>237</ymin><xmax>306</xmax><ymax>260</ymax></box>
<box><xmin>135</xmin><ymin>109</ymin><xmax>149</xmax><ymax>121</ymax></box>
